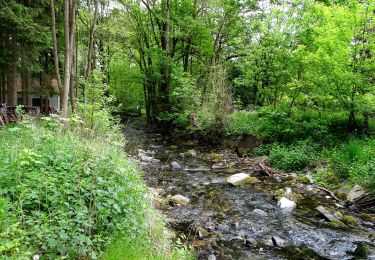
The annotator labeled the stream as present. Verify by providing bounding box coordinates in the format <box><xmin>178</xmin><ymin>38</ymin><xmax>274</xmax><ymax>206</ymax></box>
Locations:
<box><xmin>122</xmin><ymin>118</ymin><xmax>375</xmax><ymax>260</ymax></box>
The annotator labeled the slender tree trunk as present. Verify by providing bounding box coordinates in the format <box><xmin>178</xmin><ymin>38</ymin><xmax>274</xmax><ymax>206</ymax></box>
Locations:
<box><xmin>69</xmin><ymin>0</ymin><xmax>77</xmax><ymax>115</ymax></box>
<box><xmin>85</xmin><ymin>0</ymin><xmax>99</xmax><ymax>81</ymax></box>
<box><xmin>26</xmin><ymin>70</ymin><xmax>31</xmax><ymax>106</ymax></box>
<box><xmin>22</xmin><ymin>70</ymin><xmax>27</xmax><ymax>106</ymax></box>
<box><xmin>8</xmin><ymin>38</ymin><xmax>18</xmax><ymax>107</ymax></box>
<box><xmin>51</xmin><ymin>0</ymin><xmax>63</xmax><ymax>95</ymax></box>
<box><xmin>0</xmin><ymin>71</ymin><xmax>4</xmax><ymax>104</ymax></box>
<box><xmin>70</xmin><ymin>44</ymin><xmax>77</xmax><ymax>115</ymax></box>
<box><xmin>61</xmin><ymin>0</ymin><xmax>71</xmax><ymax>118</ymax></box>
<box><xmin>160</xmin><ymin>0</ymin><xmax>170</xmax><ymax>113</ymax></box>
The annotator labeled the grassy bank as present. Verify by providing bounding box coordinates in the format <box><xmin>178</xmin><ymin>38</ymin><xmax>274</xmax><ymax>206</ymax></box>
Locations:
<box><xmin>181</xmin><ymin>108</ymin><xmax>375</xmax><ymax>192</ymax></box>
<box><xmin>0</xmin><ymin>115</ymin><xmax>191</xmax><ymax>259</ymax></box>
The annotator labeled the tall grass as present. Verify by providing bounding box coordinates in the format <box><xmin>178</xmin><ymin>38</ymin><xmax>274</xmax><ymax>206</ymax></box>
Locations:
<box><xmin>0</xmin><ymin>116</ymin><xmax>192</xmax><ymax>259</ymax></box>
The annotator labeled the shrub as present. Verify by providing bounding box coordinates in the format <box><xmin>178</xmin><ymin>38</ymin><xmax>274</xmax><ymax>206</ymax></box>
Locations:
<box><xmin>324</xmin><ymin>137</ymin><xmax>375</xmax><ymax>187</ymax></box>
<box><xmin>269</xmin><ymin>141</ymin><xmax>317</xmax><ymax>171</ymax></box>
<box><xmin>223</xmin><ymin>111</ymin><xmax>257</xmax><ymax>136</ymax></box>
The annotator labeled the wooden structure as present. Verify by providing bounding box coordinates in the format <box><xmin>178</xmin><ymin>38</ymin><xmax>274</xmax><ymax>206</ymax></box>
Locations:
<box><xmin>0</xmin><ymin>105</ymin><xmax>56</xmax><ymax>127</ymax></box>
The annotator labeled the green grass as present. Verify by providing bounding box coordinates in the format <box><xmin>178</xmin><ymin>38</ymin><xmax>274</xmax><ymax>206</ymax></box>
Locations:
<box><xmin>0</xmin><ymin>116</ymin><xmax>192</xmax><ymax>259</ymax></box>
<box><xmin>321</xmin><ymin>137</ymin><xmax>375</xmax><ymax>190</ymax></box>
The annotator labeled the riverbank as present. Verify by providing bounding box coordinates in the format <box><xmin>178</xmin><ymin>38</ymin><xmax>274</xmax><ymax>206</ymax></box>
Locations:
<box><xmin>0</xmin><ymin>115</ymin><xmax>191</xmax><ymax>259</ymax></box>
<box><xmin>154</xmin><ymin>109</ymin><xmax>375</xmax><ymax>198</ymax></box>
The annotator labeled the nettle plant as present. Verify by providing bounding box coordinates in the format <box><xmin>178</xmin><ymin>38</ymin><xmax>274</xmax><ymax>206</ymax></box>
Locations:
<box><xmin>0</xmin><ymin>118</ymin><xmax>150</xmax><ymax>258</ymax></box>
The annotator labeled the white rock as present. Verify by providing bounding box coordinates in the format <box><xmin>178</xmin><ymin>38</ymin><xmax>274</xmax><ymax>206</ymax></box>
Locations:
<box><xmin>140</xmin><ymin>155</ymin><xmax>159</xmax><ymax>163</ymax></box>
<box><xmin>278</xmin><ymin>197</ymin><xmax>296</xmax><ymax>209</ymax></box>
<box><xmin>140</xmin><ymin>155</ymin><xmax>153</xmax><ymax>162</ymax></box>
<box><xmin>227</xmin><ymin>173</ymin><xmax>251</xmax><ymax>186</ymax></box>
<box><xmin>32</xmin><ymin>255</ymin><xmax>40</xmax><ymax>260</ymax></box>
<box><xmin>170</xmin><ymin>194</ymin><xmax>190</xmax><ymax>205</ymax></box>
<box><xmin>227</xmin><ymin>173</ymin><xmax>260</xmax><ymax>186</ymax></box>
<box><xmin>171</xmin><ymin>161</ymin><xmax>182</xmax><ymax>170</ymax></box>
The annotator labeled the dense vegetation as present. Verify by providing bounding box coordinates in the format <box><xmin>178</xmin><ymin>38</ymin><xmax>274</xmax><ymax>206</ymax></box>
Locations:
<box><xmin>0</xmin><ymin>114</ymin><xmax>190</xmax><ymax>258</ymax></box>
<box><xmin>0</xmin><ymin>0</ymin><xmax>374</xmax><ymax>258</ymax></box>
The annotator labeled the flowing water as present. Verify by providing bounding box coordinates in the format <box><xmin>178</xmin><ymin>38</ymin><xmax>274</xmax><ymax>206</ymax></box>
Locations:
<box><xmin>122</xmin><ymin>118</ymin><xmax>375</xmax><ymax>260</ymax></box>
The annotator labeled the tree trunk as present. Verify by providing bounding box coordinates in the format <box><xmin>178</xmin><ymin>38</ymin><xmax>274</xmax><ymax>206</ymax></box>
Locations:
<box><xmin>160</xmin><ymin>0</ymin><xmax>170</xmax><ymax>113</ymax></box>
<box><xmin>8</xmin><ymin>38</ymin><xmax>18</xmax><ymax>107</ymax></box>
<box><xmin>70</xmin><ymin>44</ymin><xmax>77</xmax><ymax>115</ymax></box>
<box><xmin>61</xmin><ymin>0</ymin><xmax>71</xmax><ymax>118</ymax></box>
<box><xmin>84</xmin><ymin>0</ymin><xmax>99</xmax><ymax>81</ymax></box>
<box><xmin>51</xmin><ymin>0</ymin><xmax>63</xmax><ymax>95</ymax></box>
<box><xmin>0</xmin><ymin>71</ymin><xmax>5</xmax><ymax>104</ymax></box>
<box><xmin>69</xmin><ymin>0</ymin><xmax>77</xmax><ymax>115</ymax></box>
<box><xmin>26</xmin><ymin>70</ymin><xmax>31</xmax><ymax>106</ymax></box>
<box><xmin>22</xmin><ymin>70</ymin><xmax>27</xmax><ymax>106</ymax></box>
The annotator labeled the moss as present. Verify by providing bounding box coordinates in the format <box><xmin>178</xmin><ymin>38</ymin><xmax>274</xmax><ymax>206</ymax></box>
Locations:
<box><xmin>296</xmin><ymin>175</ymin><xmax>311</xmax><ymax>184</ymax></box>
<box><xmin>327</xmin><ymin>219</ymin><xmax>348</xmax><ymax>229</ymax></box>
<box><xmin>274</xmin><ymin>189</ymin><xmax>285</xmax><ymax>200</ymax></box>
<box><xmin>360</xmin><ymin>213</ymin><xmax>374</xmax><ymax>222</ymax></box>
<box><xmin>284</xmin><ymin>175</ymin><xmax>294</xmax><ymax>181</ymax></box>
<box><xmin>340</xmin><ymin>215</ymin><xmax>359</xmax><ymax>225</ymax></box>
<box><xmin>287</xmin><ymin>193</ymin><xmax>304</xmax><ymax>202</ymax></box>
<box><xmin>353</xmin><ymin>244</ymin><xmax>369</xmax><ymax>258</ymax></box>
<box><xmin>226</xmin><ymin>168</ymin><xmax>237</xmax><ymax>174</ymax></box>
<box><xmin>247</xmin><ymin>176</ymin><xmax>261</xmax><ymax>184</ymax></box>
<box><xmin>206</xmin><ymin>153</ymin><xmax>224</xmax><ymax>162</ymax></box>
<box><xmin>196</xmin><ymin>227</ymin><xmax>209</xmax><ymax>238</ymax></box>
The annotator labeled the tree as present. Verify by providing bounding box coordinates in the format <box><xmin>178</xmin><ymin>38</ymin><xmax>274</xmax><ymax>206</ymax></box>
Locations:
<box><xmin>61</xmin><ymin>0</ymin><xmax>77</xmax><ymax>118</ymax></box>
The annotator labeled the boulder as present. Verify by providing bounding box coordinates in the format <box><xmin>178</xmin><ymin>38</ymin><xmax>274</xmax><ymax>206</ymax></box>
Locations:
<box><xmin>278</xmin><ymin>197</ymin><xmax>296</xmax><ymax>209</ymax></box>
<box><xmin>316</xmin><ymin>206</ymin><xmax>338</xmax><ymax>222</ymax></box>
<box><xmin>171</xmin><ymin>161</ymin><xmax>182</xmax><ymax>170</ymax></box>
<box><xmin>347</xmin><ymin>185</ymin><xmax>367</xmax><ymax>202</ymax></box>
<box><xmin>208</xmin><ymin>254</ymin><xmax>216</xmax><ymax>260</ymax></box>
<box><xmin>227</xmin><ymin>173</ymin><xmax>260</xmax><ymax>186</ymax></box>
<box><xmin>170</xmin><ymin>194</ymin><xmax>190</xmax><ymax>205</ymax></box>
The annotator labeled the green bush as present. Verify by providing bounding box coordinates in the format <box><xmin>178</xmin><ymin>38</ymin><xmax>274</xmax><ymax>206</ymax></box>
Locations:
<box><xmin>0</xmin><ymin>117</ymin><xmax>190</xmax><ymax>259</ymax></box>
<box><xmin>269</xmin><ymin>141</ymin><xmax>317</xmax><ymax>171</ymax></box>
<box><xmin>223</xmin><ymin>111</ymin><xmax>257</xmax><ymax>136</ymax></box>
<box><xmin>323</xmin><ymin>137</ymin><xmax>375</xmax><ymax>188</ymax></box>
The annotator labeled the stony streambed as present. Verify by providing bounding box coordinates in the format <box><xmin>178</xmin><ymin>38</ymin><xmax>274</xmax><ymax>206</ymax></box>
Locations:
<box><xmin>123</xmin><ymin>119</ymin><xmax>375</xmax><ymax>260</ymax></box>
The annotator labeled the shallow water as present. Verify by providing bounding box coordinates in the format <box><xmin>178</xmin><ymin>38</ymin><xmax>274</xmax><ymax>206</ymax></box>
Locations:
<box><xmin>122</xmin><ymin>118</ymin><xmax>375</xmax><ymax>260</ymax></box>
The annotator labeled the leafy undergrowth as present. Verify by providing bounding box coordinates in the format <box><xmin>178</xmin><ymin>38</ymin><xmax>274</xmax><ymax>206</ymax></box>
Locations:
<box><xmin>219</xmin><ymin>109</ymin><xmax>375</xmax><ymax>191</ymax></box>
<box><xmin>0</xmin><ymin>116</ymin><xmax>192</xmax><ymax>259</ymax></box>
<box><xmin>316</xmin><ymin>137</ymin><xmax>375</xmax><ymax>191</ymax></box>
